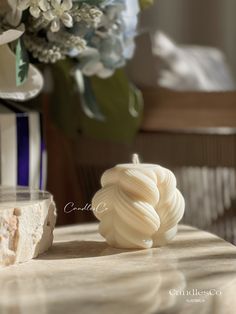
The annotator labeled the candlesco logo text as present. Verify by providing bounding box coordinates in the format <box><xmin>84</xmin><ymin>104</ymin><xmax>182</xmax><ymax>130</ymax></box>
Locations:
<box><xmin>169</xmin><ymin>289</ymin><xmax>222</xmax><ymax>296</ymax></box>
<box><xmin>169</xmin><ymin>288</ymin><xmax>222</xmax><ymax>303</ymax></box>
<box><xmin>64</xmin><ymin>202</ymin><xmax>108</xmax><ymax>214</ymax></box>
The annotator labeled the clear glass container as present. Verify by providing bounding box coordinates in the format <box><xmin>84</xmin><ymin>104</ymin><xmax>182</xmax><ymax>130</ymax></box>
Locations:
<box><xmin>0</xmin><ymin>186</ymin><xmax>52</xmax><ymax>208</ymax></box>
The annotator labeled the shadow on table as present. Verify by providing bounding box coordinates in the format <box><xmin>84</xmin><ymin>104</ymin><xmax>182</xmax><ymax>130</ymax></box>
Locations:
<box><xmin>38</xmin><ymin>240</ymin><xmax>134</xmax><ymax>260</ymax></box>
<box><xmin>38</xmin><ymin>236</ymin><xmax>236</xmax><ymax>261</ymax></box>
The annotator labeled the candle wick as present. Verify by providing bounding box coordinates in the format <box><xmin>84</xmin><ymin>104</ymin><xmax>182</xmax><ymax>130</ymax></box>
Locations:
<box><xmin>132</xmin><ymin>154</ymin><xmax>140</xmax><ymax>164</ymax></box>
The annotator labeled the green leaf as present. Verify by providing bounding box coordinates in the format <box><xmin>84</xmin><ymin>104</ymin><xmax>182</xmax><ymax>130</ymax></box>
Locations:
<box><xmin>16</xmin><ymin>38</ymin><xmax>29</xmax><ymax>86</ymax></box>
<box><xmin>74</xmin><ymin>69</ymin><xmax>105</xmax><ymax>121</ymax></box>
<box><xmin>139</xmin><ymin>0</ymin><xmax>154</xmax><ymax>10</ymax></box>
<box><xmin>79</xmin><ymin>69</ymin><xmax>143</xmax><ymax>142</ymax></box>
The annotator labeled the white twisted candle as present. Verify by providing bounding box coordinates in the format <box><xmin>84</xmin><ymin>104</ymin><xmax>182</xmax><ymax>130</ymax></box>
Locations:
<box><xmin>92</xmin><ymin>154</ymin><xmax>185</xmax><ymax>249</ymax></box>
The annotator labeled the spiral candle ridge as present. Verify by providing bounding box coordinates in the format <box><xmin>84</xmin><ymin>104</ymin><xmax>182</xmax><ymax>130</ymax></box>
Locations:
<box><xmin>92</xmin><ymin>163</ymin><xmax>185</xmax><ymax>249</ymax></box>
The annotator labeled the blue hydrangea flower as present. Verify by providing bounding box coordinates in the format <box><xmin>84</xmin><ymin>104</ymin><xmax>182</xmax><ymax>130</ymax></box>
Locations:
<box><xmin>77</xmin><ymin>0</ymin><xmax>140</xmax><ymax>78</ymax></box>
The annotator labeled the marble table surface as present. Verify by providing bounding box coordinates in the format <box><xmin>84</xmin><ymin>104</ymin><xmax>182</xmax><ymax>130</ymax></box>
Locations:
<box><xmin>0</xmin><ymin>223</ymin><xmax>236</xmax><ymax>314</ymax></box>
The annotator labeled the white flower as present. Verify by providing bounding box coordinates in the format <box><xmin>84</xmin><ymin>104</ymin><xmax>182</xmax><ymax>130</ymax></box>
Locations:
<box><xmin>0</xmin><ymin>25</ymin><xmax>43</xmax><ymax>101</ymax></box>
<box><xmin>43</xmin><ymin>0</ymin><xmax>73</xmax><ymax>32</ymax></box>
<box><xmin>72</xmin><ymin>3</ymin><xmax>103</xmax><ymax>27</ymax></box>
<box><xmin>17</xmin><ymin>0</ymin><xmax>50</xmax><ymax>18</ymax></box>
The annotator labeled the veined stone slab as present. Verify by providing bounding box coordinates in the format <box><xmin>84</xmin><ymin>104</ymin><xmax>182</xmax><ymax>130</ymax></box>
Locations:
<box><xmin>0</xmin><ymin>187</ymin><xmax>56</xmax><ymax>267</ymax></box>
